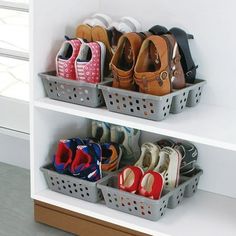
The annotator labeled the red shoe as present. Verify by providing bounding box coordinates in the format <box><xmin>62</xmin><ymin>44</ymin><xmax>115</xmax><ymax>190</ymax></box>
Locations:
<box><xmin>138</xmin><ymin>171</ymin><xmax>164</xmax><ymax>199</ymax></box>
<box><xmin>56</xmin><ymin>38</ymin><xmax>83</xmax><ymax>80</ymax></box>
<box><xmin>118</xmin><ymin>166</ymin><xmax>143</xmax><ymax>193</ymax></box>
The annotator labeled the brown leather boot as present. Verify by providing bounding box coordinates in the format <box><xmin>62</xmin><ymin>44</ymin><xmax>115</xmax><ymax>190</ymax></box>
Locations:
<box><xmin>134</xmin><ymin>35</ymin><xmax>171</xmax><ymax>96</ymax></box>
<box><xmin>162</xmin><ymin>34</ymin><xmax>185</xmax><ymax>89</ymax></box>
<box><xmin>111</xmin><ymin>32</ymin><xmax>143</xmax><ymax>90</ymax></box>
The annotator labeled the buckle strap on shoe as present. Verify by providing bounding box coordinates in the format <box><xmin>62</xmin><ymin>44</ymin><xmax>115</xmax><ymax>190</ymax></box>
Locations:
<box><xmin>186</xmin><ymin>65</ymin><xmax>199</xmax><ymax>78</ymax></box>
<box><xmin>112</xmin><ymin>69</ymin><xmax>133</xmax><ymax>84</ymax></box>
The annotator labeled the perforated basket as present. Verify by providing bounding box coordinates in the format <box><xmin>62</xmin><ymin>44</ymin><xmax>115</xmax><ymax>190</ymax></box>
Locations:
<box><xmin>99</xmin><ymin>79</ymin><xmax>206</xmax><ymax>121</ymax></box>
<box><xmin>39</xmin><ymin>71</ymin><xmax>104</xmax><ymax>107</ymax></box>
<box><xmin>41</xmin><ymin>164</ymin><xmax>106</xmax><ymax>203</ymax></box>
<box><xmin>97</xmin><ymin>169</ymin><xmax>203</xmax><ymax>221</ymax></box>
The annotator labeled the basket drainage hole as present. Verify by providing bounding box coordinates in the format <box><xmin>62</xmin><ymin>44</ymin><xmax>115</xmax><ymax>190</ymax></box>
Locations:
<box><xmin>164</xmin><ymin>113</ymin><xmax>167</xmax><ymax>117</ymax></box>
<box><xmin>86</xmin><ymin>193</ymin><xmax>89</xmax><ymax>196</ymax></box>
<box><xmin>73</xmin><ymin>184</ymin><xmax>76</xmax><ymax>187</ymax></box>
<box><xmin>85</xmin><ymin>187</ymin><xmax>88</xmax><ymax>190</ymax></box>
<box><xmin>63</xmin><ymin>186</ymin><xmax>66</xmax><ymax>189</ymax></box>
<box><xmin>116</xmin><ymin>99</ymin><xmax>119</xmax><ymax>103</ymax></box>
<box><xmin>199</xmin><ymin>92</ymin><xmax>202</xmax><ymax>96</ymax></box>
<box><xmin>74</xmin><ymin>94</ymin><xmax>77</xmax><ymax>98</ymax></box>
<box><xmin>144</xmin><ymin>111</ymin><xmax>148</xmax><ymax>116</ymax></box>
<box><xmin>52</xmin><ymin>183</ymin><xmax>55</xmax><ymax>186</ymax></box>
<box><xmin>69</xmin><ymin>96</ymin><xmax>72</xmax><ymax>100</ymax></box>
<box><xmin>68</xmin><ymin>185</ymin><xmax>71</xmax><ymax>188</ymax></box>
<box><xmin>166</xmin><ymin>99</ymin><xmax>169</xmax><ymax>103</ymax></box>
<box><xmin>143</xmin><ymin>105</ymin><xmax>147</xmax><ymax>108</ymax></box>
<box><xmin>80</xmin><ymin>188</ymin><xmax>83</xmax><ymax>191</ymax></box>
<box><xmin>109</xmin><ymin>94</ymin><xmax>112</xmax><ymax>98</ymax></box>
<box><xmin>134</xmin><ymin>207</ymin><xmax>138</xmax><ymax>210</ymax></box>
<box><xmin>163</xmin><ymin>107</ymin><xmax>166</xmax><ymax>111</ymax></box>
<box><xmin>69</xmin><ymin>190</ymin><xmax>72</xmax><ymax>194</ymax></box>
<box><xmin>58</xmin><ymin>187</ymin><xmax>61</xmax><ymax>190</ymax></box>
<box><xmin>123</xmin><ymin>104</ymin><xmax>126</xmax><ymax>108</ymax></box>
<box><xmin>87</xmin><ymin>97</ymin><xmax>90</xmax><ymax>100</ymax></box>
<box><xmin>122</xmin><ymin>97</ymin><xmax>126</xmax><ymax>101</ymax></box>
<box><xmin>110</xmin><ymin>101</ymin><xmax>113</xmax><ymax>105</ymax></box>
<box><xmin>167</xmin><ymin>105</ymin><xmax>170</xmax><ymax>109</ymax></box>
<box><xmin>151</xmin><ymin>110</ymin><xmax>154</xmax><ymax>114</ymax></box>
<box><xmin>181</xmin><ymin>106</ymin><xmax>184</xmax><ymax>109</ymax></box>
<box><xmin>122</xmin><ymin>203</ymin><xmax>125</xmax><ymax>207</ymax></box>
<box><xmin>130</xmin><ymin>108</ymin><xmax>134</xmax><ymax>112</ymax></box>
<box><xmin>178</xmin><ymin>200</ymin><xmax>180</xmax><ymax>204</ymax></box>
<box><xmin>129</xmin><ymin>208</ymin><xmax>132</xmax><ymax>212</ymax></box>
<box><xmin>141</xmin><ymin>212</ymin><xmax>145</xmax><ymax>215</ymax></box>
<box><xmin>137</xmin><ymin>107</ymin><xmax>140</xmax><ymax>111</ymax></box>
<box><xmin>160</xmin><ymin>208</ymin><xmax>162</xmax><ymax>211</ymax></box>
<box><xmin>49</xmin><ymin>83</ymin><xmax>52</xmax><ymax>86</ymax></box>
<box><xmin>116</xmin><ymin>204</ymin><xmax>119</xmax><ymax>208</ymax></box>
<box><xmin>50</xmin><ymin>89</ymin><xmax>53</xmax><ymax>93</ymax></box>
<box><xmin>183</xmin><ymin>92</ymin><xmax>186</xmax><ymax>96</ymax></box>
<box><xmin>196</xmin><ymin>99</ymin><xmax>199</xmax><ymax>103</ymax></box>
<box><xmin>184</xmin><ymin>98</ymin><xmax>187</xmax><ymax>102</ymax></box>
<box><xmin>148</xmin><ymin>211</ymin><xmax>151</xmax><ymax>215</ymax></box>
<box><xmin>181</xmin><ymin>193</ymin><xmax>183</xmax><ymax>196</ymax></box>
<box><xmin>177</xmin><ymin>196</ymin><xmax>179</xmax><ymax>199</ymax></box>
<box><xmin>130</xmin><ymin>102</ymin><xmax>133</xmax><ymax>106</ymax></box>
<box><xmin>108</xmin><ymin>193</ymin><xmax>111</xmax><ymax>197</ymax></box>
<box><xmin>198</xmin><ymin>87</ymin><xmax>201</xmax><ymax>90</ymax></box>
<box><xmin>164</xmin><ymin>205</ymin><xmax>167</xmax><ymax>208</ymax></box>
<box><xmin>136</xmin><ymin>100</ymin><xmax>139</xmax><ymax>104</ymax></box>
<box><xmin>161</xmin><ymin>213</ymin><xmax>164</xmax><ymax>217</ymax></box>
<box><xmin>57</xmin><ymin>181</ymin><xmax>60</xmax><ymax>185</ymax></box>
<box><xmin>75</xmin><ymin>189</ymin><xmax>78</xmax><ymax>192</ymax></box>
<box><xmin>193</xmin><ymin>189</ymin><xmax>196</xmax><ymax>193</ymax></box>
<box><xmin>180</xmin><ymin>100</ymin><xmax>183</xmax><ymax>104</ymax></box>
<box><xmin>50</xmin><ymin>177</ymin><xmax>53</xmax><ymax>180</ymax></box>
<box><xmin>195</xmin><ymin>94</ymin><xmax>198</xmax><ymax>98</ymax></box>
<box><xmin>81</xmin><ymin>194</ymin><xmax>84</xmax><ymax>198</ymax></box>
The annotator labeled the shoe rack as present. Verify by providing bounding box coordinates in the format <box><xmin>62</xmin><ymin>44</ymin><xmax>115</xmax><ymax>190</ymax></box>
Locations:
<box><xmin>30</xmin><ymin>0</ymin><xmax>236</xmax><ymax>235</ymax></box>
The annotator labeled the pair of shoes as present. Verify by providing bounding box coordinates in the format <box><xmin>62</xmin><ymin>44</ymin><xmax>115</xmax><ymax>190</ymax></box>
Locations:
<box><xmin>53</xmin><ymin>138</ymin><xmax>102</xmax><ymax>182</ymax></box>
<box><xmin>148</xmin><ymin>25</ymin><xmax>198</xmax><ymax>84</ymax></box>
<box><xmin>56</xmin><ymin>37</ymin><xmax>105</xmax><ymax>83</ymax></box>
<box><xmin>92</xmin><ymin>120</ymin><xmax>140</xmax><ymax>166</ymax></box>
<box><xmin>111</xmin><ymin>32</ymin><xmax>185</xmax><ymax>95</ymax></box>
<box><xmin>156</xmin><ymin>139</ymin><xmax>198</xmax><ymax>176</ymax></box>
<box><xmin>76</xmin><ymin>14</ymin><xmax>142</xmax><ymax>76</ymax></box>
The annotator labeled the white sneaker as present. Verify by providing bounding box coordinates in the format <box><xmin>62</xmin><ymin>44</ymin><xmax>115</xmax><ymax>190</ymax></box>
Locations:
<box><xmin>154</xmin><ymin>147</ymin><xmax>182</xmax><ymax>190</ymax></box>
<box><xmin>83</xmin><ymin>13</ymin><xmax>112</xmax><ymax>28</ymax></box>
<box><xmin>135</xmin><ymin>143</ymin><xmax>160</xmax><ymax>171</ymax></box>
<box><xmin>91</xmin><ymin>120</ymin><xmax>110</xmax><ymax>143</ymax></box>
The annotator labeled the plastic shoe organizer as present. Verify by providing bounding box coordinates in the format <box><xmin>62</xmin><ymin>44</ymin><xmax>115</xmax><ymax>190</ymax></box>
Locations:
<box><xmin>99</xmin><ymin>79</ymin><xmax>206</xmax><ymax>121</ymax></box>
<box><xmin>39</xmin><ymin>71</ymin><xmax>105</xmax><ymax>108</ymax></box>
<box><xmin>41</xmin><ymin>163</ymin><xmax>107</xmax><ymax>203</ymax></box>
<box><xmin>97</xmin><ymin>169</ymin><xmax>203</xmax><ymax>221</ymax></box>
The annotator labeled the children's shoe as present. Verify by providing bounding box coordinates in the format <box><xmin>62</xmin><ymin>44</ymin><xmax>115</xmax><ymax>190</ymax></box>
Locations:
<box><xmin>169</xmin><ymin>27</ymin><xmax>198</xmax><ymax>84</ymax></box>
<box><xmin>75</xmin><ymin>41</ymin><xmax>106</xmax><ymax>83</ymax></box>
<box><xmin>110</xmin><ymin>125</ymin><xmax>140</xmax><ymax>166</ymax></box>
<box><xmin>154</xmin><ymin>147</ymin><xmax>182</xmax><ymax>190</ymax></box>
<box><xmin>70</xmin><ymin>143</ymin><xmax>102</xmax><ymax>182</ymax></box>
<box><xmin>56</xmin><ymin>38</ymin><xmax>83</xmax><ymax>80</ymax></box>
<box><xmin>118</xmin><ymin>166</ymin><xmax>143</xmax><ymax>193</ymax></box>
<box><xmin>92</xmin><ymin>120</ymin><xmax>110</xmax><ymax>143</ymax></box>
<box><xmin>53</xmin><ymin>138</ymin><xmax>84</xmax><ymax>173</ymax></box>
<box><xmin>83</xmin><ymin>13</ymin><xmax>112</xmax><ymax>28</ymax></box>
<box><xmin>174</xmin><ymin>142</ymin><xmax>198</xmax><ymax>176</ymax></box>
<box><xmin>110</xmin><ymin>17</ymin><xmax>142</xmax><ymax>34</ymax></box>
<box><xmin>138</xmin><ymin>170</ymin><xmax>164</xmax><ymax>199</ymax></box>
<box><xmin>101</xmin><ymin>143</ymin><xmax>122</xmax><ymax>172</ymax></box>
<box><xmin>156</xmin><ymin>139</ymin><xmax>175</xmax><ymax>148</ymax></box>
<box><xmin>162</xmin><ymin>34</ymin><xmax>185</xmax><ymax>89</ymax></box>
<box><xmin>134</xmin><ymin>143</ymin><xmax>160</xmax><ymax>171</ymax></box>
<box><xmin>134</xmin><ymin>35</ymin><xmax>171</xmax><ymax>95</ymax></box>
<box><xmin>111</xmin><ymin>32</ymin><xmax>143</xmax><ymax>90</ymax></box>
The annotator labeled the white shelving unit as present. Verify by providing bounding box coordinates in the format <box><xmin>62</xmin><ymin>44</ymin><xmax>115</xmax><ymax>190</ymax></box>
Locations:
<box><xmin>30</xmin><ymin>0</ymin><xmax>236</xmax><ymax>235</ymax></box>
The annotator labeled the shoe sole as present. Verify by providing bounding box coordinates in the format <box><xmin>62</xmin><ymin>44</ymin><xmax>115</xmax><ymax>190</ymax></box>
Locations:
<box><xmin>97</xmin><ymin>41</ymin><xmax>106</xmax><ymax>81</ymax></box>
<box><xmin>76</xmin><ymin>24</ymin><xmax>92</xmax><ymax>42</ymax></box>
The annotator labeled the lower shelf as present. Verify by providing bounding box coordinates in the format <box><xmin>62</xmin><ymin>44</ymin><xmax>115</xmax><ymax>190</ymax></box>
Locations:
<box><xmin>33</xmin><ymin>189</ymin><xmax>236</xmax><ymax>236</ymax></box>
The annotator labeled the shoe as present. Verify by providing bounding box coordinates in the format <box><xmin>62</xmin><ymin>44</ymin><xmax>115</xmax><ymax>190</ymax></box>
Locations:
<box><xmin>76</xmin><ymin>14</ymin><xmax>112</xmax><ymax>43</ymax></box>
<box><xmin>118</xmin><ymin>142</ymin><xmax>159</xmax><ymax>193</ymax></box>
<box><xmin>101</xmin><ymin>143</ymin><xmax>122</xmax><ymax>172</ymax></box>
<box><xmin>75</xmin><ymin>41</ymin><xmax>106</xmax><ymax>83</ymax></box>
<box><xmin>134</xmin><ymin>35</ymin><xmax>171</xmax><ymax>95</ymax></box>
<box><xmin>156</xmin><ymin>139</ymin><xmax>175</xmax><ymax>148</ymax></box>
<box><xmin>91</xmin><ymin>26</ymin><xmax>114</xmax><ymax>76</ymax></box>
<box><xmin>154</xmin><ymin>147</ymin><xmax>182</xmax><ymax>190</ymax></box>
<box><xmin>53</xmin><ymin>137</ymin><xmax>84</xmax><ymax>173</ymax></box>
<box><xmin>111</xmin><ymin>32</ymin><xmax>143</xmax><ymax>90</ymax></box>
<box><xmin>70</xmin><ymin>143</ymin><xmax>102</xmax><ymax>182</ymax></box>
<box><xmin>56</xmin><ymin>38</ymin><xmax>83</xmax><ymax>80</ymax></box>
<box><xmin>169</xmin><ymin>27</ymin><xmax>198</xmax><ymax>84</ymax></box>
<box><xmin>162</xmin><ymin>34</ymin><xmax>185</xmax><ymax>89</ymax></box>
<box><xmin>149</xmin><ymin>25</ymin><xmax>168</xmax><ymax>35</ymax></box>
<box><xmin>134</xmin><ymin>143</ymin><xmax>160</xmax><ymax>171</ymax></box>
<box><xmin>118</xmin><ymin>166</ymin><xmax>143</xmax><ymax>193</ymax></box>
<box><xmin>92</xmin><ymin>120</ymin><xmax>110</xmax><ymax>143</ymax></box>
<box><xmin>174</xmin><ymin>142</ymin><xmax>198</xmax><ymax>176</ymax></box>
<box><xmin>110</xmin><ymin>125</ymin><xmax>140</xmax><ymax>166</ymax></box>
<box><xmin>138</xmin><ymin>170</ymin><xmax>164</xmax><ymax>199</ymax></box>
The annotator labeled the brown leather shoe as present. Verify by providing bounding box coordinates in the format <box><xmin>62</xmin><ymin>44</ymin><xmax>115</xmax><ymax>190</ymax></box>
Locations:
<box><xmin>162</xmin><ymin>34</ymin><xmax>185</xmax><ymax>89</ymax></box>
<box><xmin>134</xmin><ymin>35</ymin><xmax>171</xmax><ymax>96</ymax></box>
<box><xmin>111</xmin><ymin>32</ymin><xmax>143</xmax><ymax>90</ymax></box>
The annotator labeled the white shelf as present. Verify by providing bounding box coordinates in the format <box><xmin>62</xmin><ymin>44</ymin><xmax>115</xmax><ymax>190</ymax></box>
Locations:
<box><xmin>34</xmin><ymin>97</ymin><xmax>236</xmax><ymax>152</ymax></box>
<box><xmin>33</xmin><ymin>189</ymin><xmax>236</xmax><ymax>236</ymax></box>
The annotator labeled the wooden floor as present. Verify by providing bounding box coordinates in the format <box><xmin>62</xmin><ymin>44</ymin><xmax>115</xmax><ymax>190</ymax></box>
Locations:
<box><xmin>0</xmin><ymin>162</ymin><xmax>72</xmax><ymax>236</ymax></box>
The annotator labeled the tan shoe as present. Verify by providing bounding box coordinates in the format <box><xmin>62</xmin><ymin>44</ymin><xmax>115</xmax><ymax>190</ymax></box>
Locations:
<box><xmin>111</xmin><ymin>32</ymin><xmax>143</xmax><ymax>90</ymax></box>
<box><xmin>163</xmin><ymin>34</ymin><xmax>185</xmax><ymax>89</ymax></box>
<box><xmin>134</xmin><ymin>35</ymin><xmax>171</xmax><ymax>96</ymax></box>
<box><xmin>76</xmin><ymin>24</ymin><xmax>92</xmax><ymax>42</ymax></box>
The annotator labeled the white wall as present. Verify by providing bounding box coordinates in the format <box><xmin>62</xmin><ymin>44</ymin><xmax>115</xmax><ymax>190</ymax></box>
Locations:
<box><xmin>0</xmin><ymin>133</ymin><xmax>30</xmax><ymax>169</ymax></box>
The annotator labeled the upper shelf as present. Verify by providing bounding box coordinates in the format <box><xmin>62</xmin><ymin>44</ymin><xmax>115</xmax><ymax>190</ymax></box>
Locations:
<box><xmin>34</xmin><ymin>97</ymin><xmax>236</xmax><ymax>152</ymax></box>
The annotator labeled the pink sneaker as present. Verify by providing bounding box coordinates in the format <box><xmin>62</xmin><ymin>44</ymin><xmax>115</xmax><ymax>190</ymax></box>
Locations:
<box><xmin>75</xmin><ymin>41</ymin><xmax>106</xmax><ymax>83</ymax></box>
<box><xmin>56</xmin><ymin>39</ymin><xmax>83</xmax><ymax>80</ymax></box>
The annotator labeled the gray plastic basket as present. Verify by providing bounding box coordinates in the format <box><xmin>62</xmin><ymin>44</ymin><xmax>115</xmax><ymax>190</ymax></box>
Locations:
<box><xmin>99</xmin><ymin>79</ymin><xmax>206</xmax><ymax>121</ymax></box>
<box><xmin>97</xmin><ymin>169</ymin><xmax>203</xmax><ymax>221</ymax></box>
<box><xmin>41</xmin><ymin>164</ymin><xmax>106</xmax><ymax>203</ymax></box>
<box><xmin>39</xmin><ymin>71</ymin><xmax>104</xmax><ymax>107</ymax></box>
